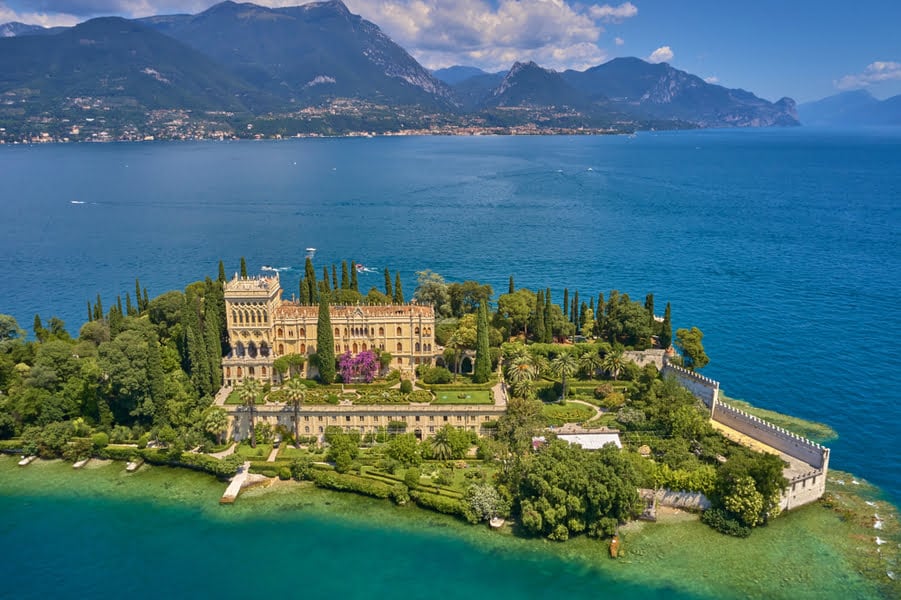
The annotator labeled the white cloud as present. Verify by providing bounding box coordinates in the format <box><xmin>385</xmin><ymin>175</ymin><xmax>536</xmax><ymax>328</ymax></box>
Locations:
<box><xmin>588</xmin><ymin>2</ymin><xmax>637</xmax><ymax>23</ymax></box>
<box><xmin>704</xmin><ymin>75</ymin><xmax>718</xmax><ymax>84</ymax></box>
<box><xmin>647</xmin><ymin>45</ymin><xmax>673</xmax><ymax>64</ymax></box>
<box><xmin>0</xmin><ymin>2</ymin><xmax>80</xmax><ymax>27</ymax></box>
<box><xmin>614</xmin><ymin>36</ymin><xmax>624</xmax><ymax>46</ymax></box>
<box><xmin>835</xmin><ymin>61</ymin><xmax>901</xmax><ymax>90</ymax></box>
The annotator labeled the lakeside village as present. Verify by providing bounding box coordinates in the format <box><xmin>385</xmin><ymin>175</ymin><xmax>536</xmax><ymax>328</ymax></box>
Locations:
<box><xmin>0</xmin><ymin>258</ymin><xmax>830</xmax><ymax>544</ymax></box>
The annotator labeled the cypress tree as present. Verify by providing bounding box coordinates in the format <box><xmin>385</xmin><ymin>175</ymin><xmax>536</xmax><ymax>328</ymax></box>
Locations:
<box><xmin>645</xmin><ymin>293</ymin><xmax>655</xmax><ymax>323</ymax></box>
<box><xmin>108</xmin><ymin>304</ymin><xmax>123</xmax><ymax>338</ymax></box>
<box><xmin>33</xmin><ymin>314</ymin><xmax>44</xmax><ymax>340</ymax></box>
<box><xmin>135</xmin><ymin>279</ymin><xmax>143</xmax><ymax>311</ymax></box>
<box><xmin>331</xmin><ymin>265</ymin><xmax>338</xmax><ymax>291</ymax></box>
<box><xmin>322</xmin><ymin>267</ymin><xmax>332</xmax><ymax>292</ymax></box>
<box><xmin>87</xmin><ymin>302</ymin><xmax>92</xmax><ymax>323</ymax></box>
<box><xmin>302</xmin><ymin>258</ymin><xmax>318</xmax><ymax>304</ymax></box>
<box><xmin>125</xmin><ymin>293</ymin><xmax>135</xmax><ymax>317</ymax></box>
<box><xmin>203</xmin><ymin>280</ymin><xmax>223</xmax><ymax>392</ymax></box>
<box><xmin>316</xmin><ymin>295</ymin><xmax>336</xmax><ymax>384</ymax></box>
<box><xmin>508</xmin><ymin>275</ymin><xmax>515</xmax><ymax>294</ymax></box>
<box><xmin>341</xmin><ymin>261</ymin><xmax>349</xmax><ymax>289</ymax></box>
<box><xmin>571</xmin><ymin>291</ymin><xmax>579</xmax><ymax>324</ymax></box>
<box><xmin>563</xmin><ymin>288</ymin><xmax>569</xmax><ymax>321</ymax></box>
<box><xmin>473</xmin><ymin>301</ymin><xmax>491</xmax><ymax>383</ymax></box>
<box><xmin>350</xmin><ymin>261</ymin><xmax>359</xmax><ymax>292</ymax></box>
<box><xmin>142</xmin><ymin>288</ymin><xmax>149</xmax><ymax>312</ymax></box>
<box><xmin>240</xmin><ymin>257</ymin><xmax>248</xmax><ymax>278</ymax></box>
<box><xmin>579</xmin><ymin>301</ymin><xmax>588</xmax><ymax>331</ymax></box>
<box><xmin>94</xmin><ymin>294</ymin><xmax>104</xmax><ymax>322</ymax></box>
<box><xmin>661</xmin><ymin>302</ymin><xmax>673</xmax><ymax>349</ymax></box>
<box><xmin>300</xmin><ymin>279</ymin><xmax>310</xmax><ymax>305</ymax></box>
<box><xmin>595</xmin><ymin>293</ymin><xmax>605</xmax><ymax>336</ymax></box>
<box><xmin>393</xmin><ymin>272</ymin><xmax>404</xmax><ymax>304</ymax></box>
<box><xmin>384</xmin><ymin>268</ymin><xmax>393</xmax><ymax>298</ymax></box>
<box><xmin>589</xmin><ymin>296</ymin><xmax>595</xmax><ymax>314</ymax></box>
<box><xmin>183</xmin><ymin>290</ymin><xmax>211</xmax><ymax>396</ymax></box>
<box><xmin>544</xmin><ymin>288</ymin><xmax>553</xmax><ymax>343</ymax></box>
<box><xmin>116</xmin><ymin>295</ymin><xmax>123</xmax><ymax>317</ymax></box>
<box><xmin>218</xmin><ymin>260</ymin><xmax>226</xmax><ymax>283</ymax></box>
<box><xmin>145</xmin><ymin>331</ymin><xmax>166</xmax><ymax>422</ymax></box>
<box><xmin>531</xmin><ymin>290</ymin><xmax>545</xmax><ymax>342</ymax></box>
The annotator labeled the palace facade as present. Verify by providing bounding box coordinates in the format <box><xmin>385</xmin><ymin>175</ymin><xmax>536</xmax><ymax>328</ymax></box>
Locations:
<box><xmin>221</xmin><ymin>274</ymin><xmax>436</xmax><ymax>385</ymax></box>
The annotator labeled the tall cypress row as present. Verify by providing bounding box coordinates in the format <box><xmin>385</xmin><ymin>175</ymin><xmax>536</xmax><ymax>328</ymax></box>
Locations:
<box><xmin>473</xmin><ymin>301</ymin><xmax>491</xmax><ymax>383</ymax></box>
<box><xmin>331</xmin><ymin>265</ymin><xmax>338</xmax><ymax>291</ymax></box>
<box><xmin>340</xmin><ymin>261</ymin><xmax>350</xmax><ymax>289</ymax></box>
<box><xmin>316</xmin><ymin>295</ymin><xmax>336</xmax><ymax>384</ymax></box>
<box><xmin>94</xmin><ymin>294</ymin><xmax>104</xmax><ymax>321</ymax></box>
<box><xmin>393</xmin><ymin>272</ymin><xmax>404</xmax><ymax>303</ymax></box>
<box><xmin>87</xmin><ymin>302</ymin><xmax>93</xmax><ymax>323</ymax></box>
<box><xmin>142</xmin><ymin>288</ymin><xmax>149</xmax><ymax>312</ymax></box>
<box><xmin>645</xmin><ymin>293</ymin><xmax>655</xmax><ymax>324</ymax></box>
<box><xmin>204</xmin><ymin>277</ymin><xmax>224</xmax><ymax>391</ymax></box>
<box><xmin>300</xmin><ymin>279</ymin><xmax>310</xmax><ymax>305</ymax></box>
<box><xmin>563</xmin><ymin>288</ymin><xmax>569</xmax><ymax>321</ymax></box>
<box><xmin>508</xmin><ymin>276</ymin><xmax>515</xmax><ymax>294</ymax></box>
<box><xmin>218</xmin><ymin>260</ymin><xmax>226</xmax><ymax>283</ymax></box>
<box><xmin>125</xmin><ymin>293</ymin><xmax>135</xmax><ymax>317</ymax></box>
<box><xmin>579</xmin><ymin>301</ymin><xmax>588</xmax><ymax>332</ymax></box>
<box><xmin>322</xmin><ymin>267</ymin><xmax>332</xmax><ymax>292</ymax></box>
<box><xmin>135</xmin><ymin>279</ymin><xmax>143</xmax><ymax>311</ymax></box>
<box><xmin>240</xmin><ymin>257</ymin><xmax>248</xmax><ymax>278</ymax></box>
<box><xmin>350</xmin><ymin>261</ymin><xmax>359</xmax><ymax>292</ymax></box>
<box><xmin>384</xmin><ymin>268</ymin><xmax>393</xmax><ymax>298</ymax></box>
<box><xmin>571</xmin><ymin>291</ymin><xmax>579</xmax><ymax>324</ymax></box>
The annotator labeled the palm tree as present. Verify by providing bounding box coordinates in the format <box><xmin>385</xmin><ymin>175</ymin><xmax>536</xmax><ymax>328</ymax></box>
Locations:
<box><xmin>550</xmin><ymin>351</ymin><xmax>578</xmax><ymax>402</ymax></box>
<box><xmin>203</xmin><ymin>406</ymin><xmax>228</xmax><ymax>446</ymax></box>
<box><xmin>601</xmin><ymin>349</ymin><xmax>627</xmax><ymax>382</ymax></box>
<box><xmin>578</xmin><ymin>350</ymin><xmax>602</xmax><ymax>380</ymax></box>
<box><xmin>430</xmin><ymin>428</ymin><xmax>453</xmax><ymax>460</ymax></box>
<box><xmin>446</xmin><ymin>330</ymin><xmax>464</xmax><ymax>382</ymax></box>
<box><xmin>239</xmin><ymin>378</ymin><xmax>261</xmax><ymax>448</ymax></box>
<box><xmin>283</xmin><ymin>376</ymin><xmax>306</xmax><ymax>448</ymax></box>
<box><xmin>505</xmin><ymin>353</ymin><xmax>538</xmax><ymax>399</ymax></box>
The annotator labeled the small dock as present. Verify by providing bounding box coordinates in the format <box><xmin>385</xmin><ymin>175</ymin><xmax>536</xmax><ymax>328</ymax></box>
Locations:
<box><xmin>18</xmin><ymin>456</ymin><xmax>37</xmax><ymax>467</ymax></box>
<box><xmin>126</xmin><ymin>458</ymin><xmax>144</xmax><ymax>472</ymax></box>
<box><xmin>220</xmin><ymin>461</ymin><xmax>252</xmax><ymax>504</ymax></box>
<box><xmin>73</xmin><ymin>458</ymin><xmax>90</xmax><ymax>469</ymax></box>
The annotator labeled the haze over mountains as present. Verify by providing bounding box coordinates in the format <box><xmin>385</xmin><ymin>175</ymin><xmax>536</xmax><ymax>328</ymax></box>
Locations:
<box><xmin>0</xmin><ymin>0</ymin><xmax>802</xmax><ymax>141</ymax></box>
<box><xmin>798</xmin><ymin>90</ymin><xmax>901</xmax><ymax>126</ymax></box>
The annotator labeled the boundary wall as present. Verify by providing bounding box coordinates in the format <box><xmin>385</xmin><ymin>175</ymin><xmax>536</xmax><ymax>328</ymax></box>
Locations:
<box><xmin>662</xmin><ymin>362</ymin><xmax>829</xmax><ymax>510</ymax></box>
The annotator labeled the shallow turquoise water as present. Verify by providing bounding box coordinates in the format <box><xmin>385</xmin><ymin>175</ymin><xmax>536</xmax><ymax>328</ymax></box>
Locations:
<box><xmin>1</xmin><ymin>458</ymin><xmax>890</xmax><ymax>600</ymax></box>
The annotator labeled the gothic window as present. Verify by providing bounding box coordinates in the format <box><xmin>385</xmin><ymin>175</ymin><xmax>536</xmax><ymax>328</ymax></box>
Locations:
<box><xmin>379</xmin><ymin>327</ymin><xmax>385</xmax><ymax>336</ymax></box>
<box><xmin>335</xmin><ymin>327</ymin><xmax>340</xmax><ymax>336</ymax></box>
<box><xmin>277</xmin><ymin>328</ymin><xmax>283</xmax><ymax>337</ymax></box>
<box><xmin>352</xmin><ymin>343</ymin><xmax>358</xmax><ymax>353</ymax></box>
<box><xmin>278</xmin><ymin>343</ymin><xmax>284</xmax><ymax>354</ymax></box>
<box><xmin>300</xmin><ymin>343</ymin><xmax>306</xmax><ymax>353</ymax></box>
<box><xmin>260</xmin><ymin>342</ymin><xmax>270</xmax><ymax>357</ymax></box>
<box><xmin>414</xmin><ymin>326</ymin><xmax>420</xmax><ymax>335</ymax></box>
<box><xmin>236</xmin><ymin>342</ymin><xmax>245</xmax><ymax>357</ymax></box>
<box><xmin>362</xmin><ymin>343</ymin><xmax>367</xmax><ymax>351</ymax></box>
<box><xmin>396</xmin><ymin>327</ymin><xmax>402</xmax><ymax>336</ymax></box>
<box><xmin>415</xmin><ymin>342</ymin><xmax>421</xmax><ymax>352</ymax></box>
<box><xmin>299</xmin><ymin>328</ymin><xmax>306</xmax><ymax>337</ymax></box>
<box><xmin>397</xmin><ymin>342</ymin><xmax>403</xmax><ymax>352</ymax></box>
<box><xmin>248</xmin><ymin>342</ymin><xmax>258</xmax><ymax>358</ymax></box>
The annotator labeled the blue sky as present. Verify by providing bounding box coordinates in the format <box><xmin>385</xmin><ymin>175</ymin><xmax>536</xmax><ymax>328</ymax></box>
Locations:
<box><xmin>2</xmin><ymin>0</ymin><xmax>900</xmax><ymax>102</ymax></box>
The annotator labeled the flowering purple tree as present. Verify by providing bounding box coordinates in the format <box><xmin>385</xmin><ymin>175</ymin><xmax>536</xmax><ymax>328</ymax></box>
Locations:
<box><xmin>339</xmin><ymin>350</ymin><xmax>379</xmax><ymax>384</ymax></box>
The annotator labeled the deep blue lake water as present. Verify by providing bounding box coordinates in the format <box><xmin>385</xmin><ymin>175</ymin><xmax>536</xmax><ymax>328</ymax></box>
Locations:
<box><xmin>1</xmin><ymin>128</ymin><xmax>899</xmax><ymax>598</ymax></box>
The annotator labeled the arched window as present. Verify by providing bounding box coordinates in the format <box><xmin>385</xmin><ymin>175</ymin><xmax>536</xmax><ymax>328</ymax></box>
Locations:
<box><xmin>396</xmin><ymin>327</ymin><xmax>402</xmax><ymax>336</ymax></box>
<box><xmin>362</xmin><ymin>343</ymin><xmax>367</xmax><ymax>351</ymax></box>
<box><xmin>236</xmin><ymin>342</ymin><xmax>245</xmax><ymax>357</ymax></box>
<box><xmin>415</xmin><ymin>342</ymin><xmax>421</xmax><ymax>352</ymax></box>
<box><xmin>352</xmin><ymin>343</ymin><xmax>358</xmax><ymax>353</ymax></box>
<box><xmin>277</xmin><ymin>328</ymin><xmax>283</xmax><ymax>337</ymax></box>
<box><xmin>414</xmin><ymin>326</ymin><xmax>420</xmax><ymax>335</ymax></box>
<box><xmin>249</xmin><ymin>366</ymin><xmax>255</xmax><ymax>375</ymax></box>
<box><xmin>299</xmin><ymin>328</ymin><xmax>306</xmax><ymax>337</ymax></box>
<box><xmin>232</xmin><ymin>310</ymin><xmax>238</xmax><ymax>324</ymax></box>
<box><xmin>397</xmin><ymin>342</ymin><xmax>403</xmax><ymax>352</ymax></box>
<box><xmin>335</xmin><ymin>327</ymin><xmax>340</xmax><ymax>336</ymax></box>
<box><xmin>248</xmin><ymin>342</ymin><xmax>258</xmax><ymax>358</ymax></box>
<box><xmin>278</xmin><ymin>343</ymin><xmax>284</xmax><ymax>354</ymax></box>
<box><xmin>300</xmin><ymin>343</ymin><xmax>306</xmax><ymax>353</ymax></box>
<box><xmin>251</xmin><ymin>312</ymin><xmax>256</xmax><ymax>324</ymax></box>
<box><xmin>260</xmin><ymin>342</ymin><xmax>270</xmax><ymax>357</ymax></box>
<box><xmin>344</xmin><ymin>328</ymin><xmax>349</xmax><ymax>337</ymax></box>
<box><xmin>261</xmin><ymin>366</ymin><xmax>267</xmax><ymax>375</ymax></box>
<box><xmin>237</xmin><ymin>367</ymin><xmax>242</xmax><ymax>376</ymax></box>
<box><xmin>226</xmin><ymin>367</ymin><xmax>231</xmax><ymax>376</ymax></box>
<box><xmin>305</xmin><ymin>426</ymin><xmax>310</xmax><ymax>433</ymax></box>
<box><xmin>378</xmin><ymin>327</ymin><xmax>385</xmax><ymax>336</ymax></box>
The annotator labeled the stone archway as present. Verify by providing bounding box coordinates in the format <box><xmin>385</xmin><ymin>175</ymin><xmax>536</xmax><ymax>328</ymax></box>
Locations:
<box><xmin>461</xmin><ymin>356</ymin><xmax>473</xmax><ymax>374</ymax></box>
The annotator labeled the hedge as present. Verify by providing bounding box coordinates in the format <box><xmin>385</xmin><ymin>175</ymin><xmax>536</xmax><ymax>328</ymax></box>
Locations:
<box><xmin>409</xmin><ymin>489</ymin><xmax>467</xmax><ymax>517</ymax></box>
<box><xmin>309</xmin><ymin>470</ymin><xmax>392</xmax><ymax>499</ymax></box>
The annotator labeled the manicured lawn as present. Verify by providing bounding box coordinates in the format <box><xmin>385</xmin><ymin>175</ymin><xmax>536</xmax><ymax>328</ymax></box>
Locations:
<box><xmin>234</xmin><ymin>443</ymin><xmax>273</xmax><ymax>459</ymax></box>
<box><xmin>432</xmin><ymin>390</ymin><xmax>493</xmax><ymax>404</ymax></box>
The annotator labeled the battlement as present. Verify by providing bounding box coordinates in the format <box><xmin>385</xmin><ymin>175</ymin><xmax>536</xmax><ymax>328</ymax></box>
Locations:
<box><xmin>662</xmin><ymin>363</ymin><xmax>719</xmax><ymax>409</ymax></box>
<box><xmin>225</xmin><ymin>274</ymin><xmax>280</xmax><ymax>295</ymax></box>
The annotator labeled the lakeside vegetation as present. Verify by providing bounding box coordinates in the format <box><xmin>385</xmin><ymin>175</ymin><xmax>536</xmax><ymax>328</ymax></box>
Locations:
<box><xmin>0</xmin><ymin>262</ymin><xmax>809</xmax><ymax>544</ymax></box>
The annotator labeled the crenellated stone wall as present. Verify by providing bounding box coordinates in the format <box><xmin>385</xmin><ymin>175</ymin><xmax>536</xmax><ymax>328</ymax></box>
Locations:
<box><xmin>662</xmin><ymin>363</ymin><xmax>720</xmax><ymax>409</ymax></box>
<box><xmin>663</xmin><ymin>361</ymin><xmax>829</xmax><ymax>510</ymax></box>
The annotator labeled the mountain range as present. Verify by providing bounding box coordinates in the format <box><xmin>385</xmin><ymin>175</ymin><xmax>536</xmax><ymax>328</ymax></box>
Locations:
<box><xmin>0</xmin><ymin>0</ymin><xmax>799</xmax><ymax>140</ymax></box>
<box><xmin>798</xmin><ymin>90</ymin><xmax>901</xmax><ymax>126</ymax></box>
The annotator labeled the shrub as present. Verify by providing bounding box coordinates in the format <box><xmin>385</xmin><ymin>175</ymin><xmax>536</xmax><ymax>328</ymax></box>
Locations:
<box><xmin>91</xmin><ymin>432</ymin><xmax>109</xmax><ymax>449</ymax></box>
<box><xmin>399</xmin><ymin>379</ymin><xmax>413</xmax><ymax>394</ymax></box>
<box><xmin>422</xmin><ymin>366</ymin><xmax>453</xmax><ymax>384</ymax></box>
<box><xmin>404</xmin><ymin>467</ymin><xmax>421</xmax><ymax>489</ymax></box>
<box><xmin>290</xmin><ymin>457</ymin><xmax>314</xmax><ymax>481</ymax></box>
<box><xmin>701</xmin><ymin>508</ymin><xmax>752</xmax><ymax>538</ymax></box>
<box><xmin>408</xmin><ymin>390</ymin><xmax>433</xmax><ymax>403</ymax></box>
<box><xmin>386</xmin><ymin>369</ymin><xmax>401</xmax><ymax>382</ymax></box>
<box><xmin>593</xmin><ymin>384</ymin><xmax>614</xmax><ymax>399</ymax></box>
<box><xmin>278</xmin><ymin>467</ymin><xmax>292</xmax><ymax>480</ymax></box>
<box><xmin>390</xmin><ymin>483</ymin><xmax>410</xmax><ymax>505</ymax></box>
<box><xmin>137</xmin><ymin>433</ymin><xmax>150</xmax><ymax>449</ymax></box>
